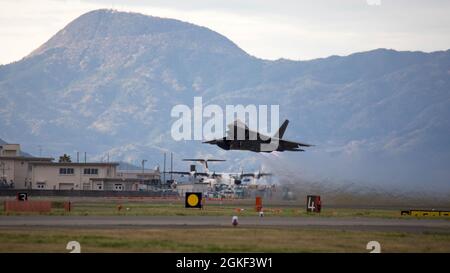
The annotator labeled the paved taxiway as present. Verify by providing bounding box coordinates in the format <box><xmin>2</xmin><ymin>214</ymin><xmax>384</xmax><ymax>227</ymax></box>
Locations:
<box><xmin>0</xmin><ymin>216</ymin><xmax>449</xmax><ymax>232</ymax></box>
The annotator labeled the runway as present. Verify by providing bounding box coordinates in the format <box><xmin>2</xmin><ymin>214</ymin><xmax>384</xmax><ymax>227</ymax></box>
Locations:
<box><xmin>0</xmin><ymin>216</ymin><xmax>449</xmax><ymax>232</ymax></box>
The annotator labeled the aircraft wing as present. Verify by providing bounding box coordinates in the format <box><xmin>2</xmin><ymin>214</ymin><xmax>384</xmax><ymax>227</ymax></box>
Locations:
<box><xmin>202</xmin><ymin>138</ymin><xmax>222</xmax><ymax>144</ymax></box>
<box><xmin>279</xmin><ymin>138</ymin><xmax>313</xmax><ymax>151</ymax></box>
<box><xmin>241</xmin><ymin>173</ymin><xmax>272</xmax><ymax>178</ymax></box>
<box><xmin>165</xmin><ymin>171</ymin><xmax>191</xmax><ymax>175</ymax></box>
<box><xmin>182</xmin><ymin>159</ymin><xmax>226</xmax><ymax>162</ymax></box>
<box><xmin>164</xmin><ymin>171</ymin><xmax>211</xmax><ymax>177</ymax></box>
<box><xmin>284</xmin><ymin>139</ymin><xmax>312</xmax><ymax>147</ymax></box>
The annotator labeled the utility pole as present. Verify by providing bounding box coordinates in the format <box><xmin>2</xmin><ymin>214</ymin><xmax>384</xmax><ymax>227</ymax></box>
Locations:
<box><xmin>141</xmin><ymin>159</ymin><xmax>147</xmax><ymax>175</ymax></box>
<box><xmin>170</xmin><ymin>152</ymin><xmax>173</xmax><ymax>181</ymax></box>
<box><xmin>163</xmin><ymin>153</ymin><xmax>166</xmax><ymax>185</ymax></box>
<box><xmin>141</xmin><ymin>159</ymin><xmax>147</xmax><ymax>191</ymax></box>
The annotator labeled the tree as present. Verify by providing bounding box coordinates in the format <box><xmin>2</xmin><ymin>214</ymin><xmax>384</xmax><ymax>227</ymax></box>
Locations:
<box><xmin>59</xmin><ymin>154</ymin><xmax>72</xmax><ymax>163</ymax></box>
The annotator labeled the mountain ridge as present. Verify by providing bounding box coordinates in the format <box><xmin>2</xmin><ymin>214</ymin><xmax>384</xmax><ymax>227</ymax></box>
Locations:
<box><xmin>1</xmin><ymin>9</ymin><xmax>449</xmax><ymax>190</ymax></box>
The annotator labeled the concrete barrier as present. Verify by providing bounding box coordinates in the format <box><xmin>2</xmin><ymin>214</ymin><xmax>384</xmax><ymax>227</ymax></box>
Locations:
<box><xmin>4</xmin><ymin>200</ymin><xmax>52</xmax><ymax>213</ymax></box>
<box><xmin>0</xmin><ymin>189</ymin><xmax>179</xmax><ymax>198</ymax></box>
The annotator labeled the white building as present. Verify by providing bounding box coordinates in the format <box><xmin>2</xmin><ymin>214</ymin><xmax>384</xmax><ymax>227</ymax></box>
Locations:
<box><xmin>29</xmin><ymin>161</ymin><xmax>119</xmax><ymax>190</ymax></box>
<box><xmin>0</xmin><ymin>144</ymin><xmax>53</xmax><ymax>189</ymax></box>
<box><xmin>0</xmin><ymin>143</ymin><xmax>164</xmax><ymax>191</ymax></box>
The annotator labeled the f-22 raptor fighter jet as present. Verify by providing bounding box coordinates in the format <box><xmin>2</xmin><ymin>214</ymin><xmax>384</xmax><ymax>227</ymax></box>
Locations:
<box><xmin>203</xmin><ymin>119</ymin><xmax>312</xmax><ymax>152</ymax></box>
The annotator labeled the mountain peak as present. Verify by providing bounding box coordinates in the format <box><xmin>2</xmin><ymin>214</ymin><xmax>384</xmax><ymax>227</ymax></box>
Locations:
<box><xmin>30</xmin><ymin>9</ymin><xmax>247</xmax><ymax>58</ymax></box>
<box><xmin>64</xmin><ymin>9</ymin><xmax>198</xmax><ymax>37</ymax></box>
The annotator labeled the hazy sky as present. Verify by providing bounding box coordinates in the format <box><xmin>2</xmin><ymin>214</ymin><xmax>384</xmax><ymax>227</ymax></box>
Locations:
<box><xmin>1</xmin><ymin>0</ymin><xmax>449</xmax><ymax>64</ymax></box>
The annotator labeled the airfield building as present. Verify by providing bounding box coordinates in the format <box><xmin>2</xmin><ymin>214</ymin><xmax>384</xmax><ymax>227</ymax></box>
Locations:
<box><xmin>0</xmin><ymin>144</ymin><xmax>54</xmax><ymax>189</ymax></box>
<box><xmin>0</xmin><ymin>143</ymin><xmax>164</xmax><ymax>191</ymax></box>
<box><xmin>29</xmin><ymin>161</ymin><xmax>119</xmax><ymax>190</ymax></box>
<box><xmin>97</xmin><ymin>169</ymin><xmax>162</xmax><ymax>191</ymax></box>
